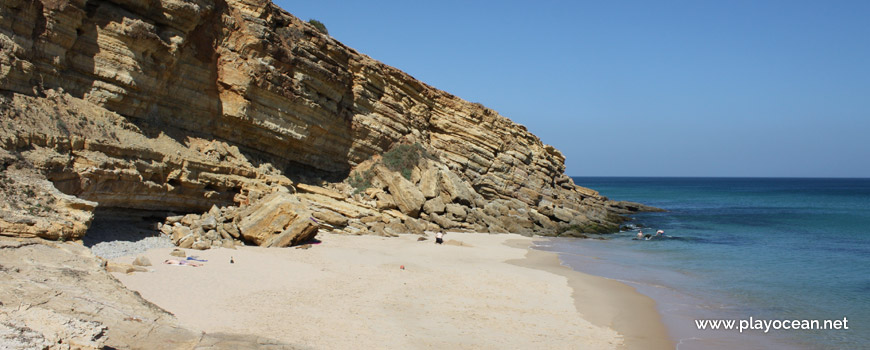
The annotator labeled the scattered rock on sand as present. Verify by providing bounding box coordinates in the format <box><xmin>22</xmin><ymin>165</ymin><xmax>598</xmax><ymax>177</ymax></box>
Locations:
<box><xmin>132</xmin><ymin>256</ymin><xmax>152</xmax><ymax>266</ymax></box>
<box><xmin>444</xmin><ymin>240</ymin><xmax>472</xmax><ymax>247</ymax></box>
<box><xmin>170</xmin><ymin>249</ymin><xmax>186</xmax><ymax>257</ymax></box>
<box><xmin>106</xmin><ymin>262</ymin><xmax>147</xmax><ymax>274</ymax></box>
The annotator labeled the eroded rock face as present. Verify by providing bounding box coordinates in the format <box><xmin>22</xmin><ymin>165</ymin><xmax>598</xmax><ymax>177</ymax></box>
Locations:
<box><xmin>0</xmin><ymin>0</ymin><xmax>654</xmax><ymax>243</ymax></box>
<box><xmin>0</xmin><ymin>164</ymin><xmax>96</xmax><ymax>241</ymax></box>
<box><xmin>0</xmin><ymin>238</ymin><xmax>297</xmax><ymax>349</ymax></box>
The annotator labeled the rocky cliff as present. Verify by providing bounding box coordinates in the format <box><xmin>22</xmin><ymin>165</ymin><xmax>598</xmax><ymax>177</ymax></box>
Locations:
<box><xmin>0</xmin><ymin>0</ymin><xmax>655</xmax><ymax>244</ymax></box>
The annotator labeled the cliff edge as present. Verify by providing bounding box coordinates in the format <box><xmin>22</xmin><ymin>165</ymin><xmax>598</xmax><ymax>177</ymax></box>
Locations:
<box><xmin>0</xmin><ymin>0</ymin><xmax>654</xmax><ymax>244</ymax></box>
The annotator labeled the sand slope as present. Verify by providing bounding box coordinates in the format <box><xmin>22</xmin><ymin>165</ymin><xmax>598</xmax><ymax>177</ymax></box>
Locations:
<box><xmin>112</xmin><ymin>233</ymin><xmax>649</xmax><ymax>349</ymax></box>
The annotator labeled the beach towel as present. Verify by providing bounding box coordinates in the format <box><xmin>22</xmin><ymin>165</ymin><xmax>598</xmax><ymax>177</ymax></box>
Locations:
<box><xmin>164</xmin><ymin>259</ymin><xmax>202</xmax><ymax>267</ymax></box>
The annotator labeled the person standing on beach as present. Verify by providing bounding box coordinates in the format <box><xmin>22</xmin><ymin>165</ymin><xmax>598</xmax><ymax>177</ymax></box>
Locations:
<box><xmin>435</xmin><ymin>232</ymin><xmax>444</xmax><ymax>244</ymax></box>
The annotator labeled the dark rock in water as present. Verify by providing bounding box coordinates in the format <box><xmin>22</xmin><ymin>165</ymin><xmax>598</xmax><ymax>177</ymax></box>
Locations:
<box><xmin>556</xmin><ymin>222</ymin><xmax>620</xmax><ymax>236</ymax></box>
<box><xmin>559</xmin><ymin>231</ymin><xmax>589</xmax><ymax>239</ymax></box>
<box><xmin>606</xmin><ymin>201</ymin><xmax>666</xmax><ymax>214</ymax></box>
<box><xmin>620</xmin><ymin>223</ymin><xmax>640</xmax><ymax>231</ymax></box>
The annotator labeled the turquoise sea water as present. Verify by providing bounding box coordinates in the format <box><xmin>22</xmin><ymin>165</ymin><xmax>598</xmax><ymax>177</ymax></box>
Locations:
<box><xmin>544</xmin><ymin>177</ymin><xmax>870</xmax><ymax>349</ymax></box>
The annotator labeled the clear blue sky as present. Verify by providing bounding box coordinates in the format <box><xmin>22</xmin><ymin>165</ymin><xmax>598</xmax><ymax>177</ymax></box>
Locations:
<box><xmin>277</xmin><ymin>0</ymin><xmax>870</xmax><ymax>177</ymax></box>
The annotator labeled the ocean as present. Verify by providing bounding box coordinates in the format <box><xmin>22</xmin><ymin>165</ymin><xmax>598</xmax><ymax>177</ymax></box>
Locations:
<box><xmin>541</xmin><ymin>177</ymin><xmax>870</xmax><ymax>349</ymax></box>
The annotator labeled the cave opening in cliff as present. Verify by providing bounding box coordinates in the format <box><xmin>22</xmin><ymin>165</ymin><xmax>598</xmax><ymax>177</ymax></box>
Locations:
<box><xmin>83</xmin><ymin>207</ymin><xmax>179</xmax><ymax>250</ymax></box>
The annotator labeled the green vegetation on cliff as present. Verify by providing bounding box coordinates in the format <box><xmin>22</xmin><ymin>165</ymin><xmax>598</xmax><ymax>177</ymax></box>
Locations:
<box><xmin>308</xmin><ymin>19</ymin><xmax>328</xmax><ymax>35</ymax></box>
<box><xmin>349</xmin><ymin>143</ymin><xmax>431</xmax><ymax>193</ymax></box>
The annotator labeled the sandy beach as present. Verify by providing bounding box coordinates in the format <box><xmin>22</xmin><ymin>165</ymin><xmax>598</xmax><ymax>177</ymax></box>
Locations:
<box><xmin>111</xmin><ymin>232</ymin><xmax>672</xmax><ymax>349</ymax></box>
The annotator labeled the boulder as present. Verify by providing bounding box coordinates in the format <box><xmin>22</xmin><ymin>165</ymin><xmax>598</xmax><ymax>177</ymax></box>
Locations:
<box><xmin>204</xmin><ymin>229</ymin><xmax>219</xmax><ymax>241</ymax></box>
<box><xmin>224</xmin><ymin>222</ymin><xmax>241</xmax><ymax>238</ymax></box>
<box><xmin>132</xmin><ymin>256</ymin><xmax>152</xmax><ymax>267</ymax></box>
<box><xmin>419</xmin><ymin>166</ymin><xmax>440</xmax><ymax>199</ymax></box>
<box><xmin>431</xmin><ymin>213</ymin><xmax>459</xmax><ymax>230</ymax></box>
<box><xmin>200</xmin><ymin>215</ymin><xmax>218</xmax><ymax>230</ymax></box>
<box><xmin>439</xmin><ymin>170</ymin><xmax>477</xmax><ymax>206</ymax></box>
<box><xmin>360</xmin><ymin>215</ymin><xmax>381</xmax><ymax>224</ymax></box>
<box><xmin>385</xmin><ymin>221</ymin><xmax>407</xmax><ymax>235</ymax></box>
<box><xmin>312</xmin><ymin>210</ymin><xmax>349</xmax><ymax>227</ymax></box>
<box><xmin>218</xmin><ymin>224</ymin><xmax>232</xmax><ymax>240</ymax></box>
<box><xmin>106</xmin><ymin>262</ymin><xmax>147</xmax><ymax>274</ymax></box>
<box><xmin>236</xmin><ymin>192</ymin><xmax>318</xmax><ymax>247</ymax></box>
<box><xmin>208</xmin><ymin>205</ymin><xmax>221</xmax><ymax>217</ymax></box>
<box><xmin>367</xmin><ymin>222</ymin><xmax>387</xmax><ymax>236</ymax></box>
<box><xmin>445</xmin><ymin>203</ymin><xmax>467</xmax><ymax>220</ymax></box>
<box><xmin>375</xmin><ymin>192</ymin><xmax>398</xmax><ymax>210</ymax></box>
<box><xmin>403</xmin><ymin>217</ymin><xmax>427</xmax><ymax>234</ymax></box>
<box><xmin>180</xmin><ymin>214</ymin><xmax>199</xmax><ymax>226</ymax></box>
<box><xmin>177</xmin><ymin>235</ymin><xmax>195</xmax><ymax>249</ymax></box>
<box><xmin>422</xmin><ymin>197</ymin><xmax>446</xmax><ymax>215</ymax></box>
<box><xmin>165</xmin><ymin>215</ymin><xmax>184</xmax><ymax>225</ymax></box>
<box><xmin>375</xmin><ymin>165</ymin><xmax>425</xmax><ymax>218</ymax></box>
<box><xmin>296</xmin><ymin>183</ymin><xmax>346</xmax><ymax>200</ymax></box>
<box><xmin>159</xmin><ymin>223</ymin><xmax>173</xmax><ymax>235</ymax></box>
<box><xmin>296</xmin><ymin>193</ymin><xmax>376</xmax><ymax>218</ymax></box>
<box><xmin>171</xmin><ymin>225</ymin><xmax>191</xmax><ymax>244</ymax></box>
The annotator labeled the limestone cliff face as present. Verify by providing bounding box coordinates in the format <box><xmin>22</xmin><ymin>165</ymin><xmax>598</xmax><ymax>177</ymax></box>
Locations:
<box><xmin>0</xmin><ymin>0</ymin><xmax>653</xmax><ymax>241</ymax></box>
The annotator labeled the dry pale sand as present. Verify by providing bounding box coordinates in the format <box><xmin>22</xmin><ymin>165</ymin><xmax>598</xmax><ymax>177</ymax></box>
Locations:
<box><xmin>111</xmin><ymin>232</ymin><xmax>672</xmax><ymax>349</ymax></box>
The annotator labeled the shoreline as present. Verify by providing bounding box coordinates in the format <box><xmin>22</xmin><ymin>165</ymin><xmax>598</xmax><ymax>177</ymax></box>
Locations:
<box><xmin>507</xmin><ymin>239</ymin><xmax>673</xmax><ymax>350</ymax></box>
<box><xmin>109</xmin><ymin>232</ymin><xmax>671</xmax><ymax>349</ymax></box>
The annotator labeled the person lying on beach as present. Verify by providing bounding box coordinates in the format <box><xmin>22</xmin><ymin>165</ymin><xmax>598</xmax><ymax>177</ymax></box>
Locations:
<box><xmin>164</xmin><ymin>259</ymin><xmax>203</xmax><ymax>267</ymax></box>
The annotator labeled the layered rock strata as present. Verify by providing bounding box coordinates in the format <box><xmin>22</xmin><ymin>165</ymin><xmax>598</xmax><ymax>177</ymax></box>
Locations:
<box><xmin>0</xmin><ymin>0</ymin><xmax>657</xmax><ymax>246</ymax></box>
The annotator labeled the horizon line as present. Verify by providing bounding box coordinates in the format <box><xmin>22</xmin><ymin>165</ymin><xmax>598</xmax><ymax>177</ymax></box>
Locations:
<box><xmin>568</xmin><ymin>175</ymin><xmax>870</xmax><ymax>179</ymax></box>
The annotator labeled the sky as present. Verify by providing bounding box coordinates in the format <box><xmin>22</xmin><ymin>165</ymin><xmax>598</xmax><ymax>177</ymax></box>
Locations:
<box><xmin>277</xmin><ymin>0</ymin><xmax>870</xmax><ymax>177</ymax></box>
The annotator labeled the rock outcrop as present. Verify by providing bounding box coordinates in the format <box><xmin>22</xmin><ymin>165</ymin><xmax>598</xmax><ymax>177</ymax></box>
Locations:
<box><xmin>236</xmin><ymin>191</ymin><xmax>318</xmax><ymax>247</ymax></box>
<box><xmin>0</xmin><ymin>0</ymin><xmax>657</xmax><ymax>245</ymax></box>
<box><xmin>0</xmin><ymin>238</ymin><xmax>298</xmax><ymax>349</ymax></box>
